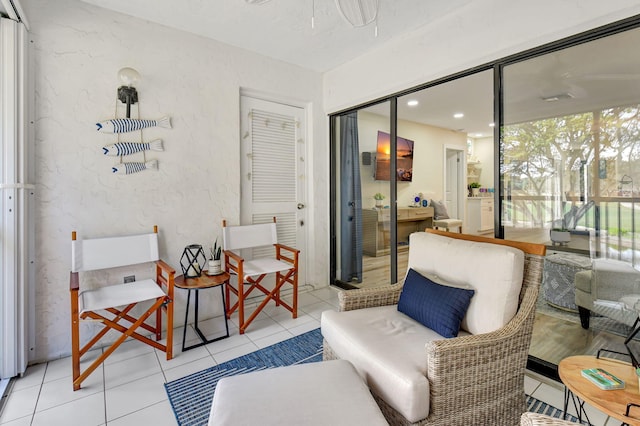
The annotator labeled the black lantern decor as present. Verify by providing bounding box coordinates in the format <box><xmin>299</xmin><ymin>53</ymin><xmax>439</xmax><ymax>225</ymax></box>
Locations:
<box><xmin>180</xmin><ymin>244</ymin><xmax>207</xmax><ymax>278</ymax></box>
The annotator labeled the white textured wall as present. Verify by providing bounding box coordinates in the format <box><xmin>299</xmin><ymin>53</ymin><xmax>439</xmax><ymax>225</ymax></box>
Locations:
<box><xmin>26</xmin><ymin>0</ymin><xmax>326</xmax><ymax>362</ymax></box>
<box><xmin>324</xmin><ymin>0</ymin><xmax>640</xmax><ymax>112</ymax></box>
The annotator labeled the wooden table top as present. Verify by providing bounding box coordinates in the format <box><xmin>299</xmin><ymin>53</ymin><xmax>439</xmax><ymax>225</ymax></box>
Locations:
<box><xmin>558</xmin><ymin>355</ymin><xmax>640</xmax><ymax>425</ymax></box>
<box><xmin>174</xmin><ymin>271</ymin><xmax>230</xmax><ymax>290</ymax></box>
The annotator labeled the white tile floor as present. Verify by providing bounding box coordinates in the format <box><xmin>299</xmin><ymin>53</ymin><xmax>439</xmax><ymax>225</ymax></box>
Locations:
<box><xmin>0</xmin><ymin>286</ymin><xmax>621</xmax><ymax>426</ymax></box>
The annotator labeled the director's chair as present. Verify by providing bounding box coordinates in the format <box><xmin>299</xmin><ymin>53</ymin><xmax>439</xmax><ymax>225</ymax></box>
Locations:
<box><xmin>70</xmin><ymin>226</ymin><xmax>175</xmax><ymax>390</ymax></box>
<box><xmin>222</xmin><ymin>217</ymin><xmax>300</xmax><ymax>334</ymax></box>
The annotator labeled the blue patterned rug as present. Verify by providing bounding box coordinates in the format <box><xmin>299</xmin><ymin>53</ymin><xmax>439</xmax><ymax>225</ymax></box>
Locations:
<box><xmin>527</xmin><ymin>396</ymin><xmax>582</xmax><ymax>424</ymax></box>
<box><xmin>165</xmin><ymin>328</ymin><xmax>580</xmax><ymax>426</ymax></box>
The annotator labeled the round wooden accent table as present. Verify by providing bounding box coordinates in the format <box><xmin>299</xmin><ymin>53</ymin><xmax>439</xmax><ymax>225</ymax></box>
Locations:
<box><xmin>558</xmin><ymin>355</ymin><xmax>640</xmax><ymax>425</ymax></box>
<box><xmin>174</xmin><ymin>272</ymin><xmax>230</xmax><ymax>351</ymax></box>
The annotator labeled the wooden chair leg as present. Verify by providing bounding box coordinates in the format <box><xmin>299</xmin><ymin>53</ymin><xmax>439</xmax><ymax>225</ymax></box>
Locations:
<box><xmin>166</xmin><ymin>298</ymin><xmax>173</xmax><ymax>360</ymax></box>
<box><xmin>70</xmin><ymin>273</ymin><xmax>81</xmax><ymax>391</ymax></box>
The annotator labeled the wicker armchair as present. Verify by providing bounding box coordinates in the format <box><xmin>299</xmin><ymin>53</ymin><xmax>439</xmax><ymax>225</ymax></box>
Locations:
<box><xmin>323</xmin><ymin>230</ymin><xmax>546</xmax><ymax>426</ymax></box>
<box><xmin>520</xmin><ymin>412</ymin><xmax>578</xmax><ymax>425</ymax></box>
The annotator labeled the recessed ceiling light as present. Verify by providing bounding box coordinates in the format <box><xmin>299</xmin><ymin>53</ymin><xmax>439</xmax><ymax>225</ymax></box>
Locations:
<box><xmin>489</xmin><ymin>122</ymin><xmax>495</xmax><ymax>127</ymax></box>
<box><xmin>474</xmin><ymin>133</ymin><xmax>483</xmax><ymax>138</ymax></box>
<box><xmin>407</xmin><ymin>100</ymin><xmax>419</xmax><ymax>107</ymax></box>
<box><xmin>453</xmin><ymin>113</ymin><xmax>464</xmax><ymax>119</ymax></box>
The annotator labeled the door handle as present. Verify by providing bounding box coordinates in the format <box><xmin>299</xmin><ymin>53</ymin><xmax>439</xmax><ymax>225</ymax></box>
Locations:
<box><xmin>297</xmin><ymin>203</ymin><xmax>305</xmax><ymax>210</ymax></box>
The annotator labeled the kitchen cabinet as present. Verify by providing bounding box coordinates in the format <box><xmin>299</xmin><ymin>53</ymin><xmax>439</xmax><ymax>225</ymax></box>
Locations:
<box><xmin>466</xmin><ymin>198</ymin><xmax>493</xmax><ymax>235</ymax></box>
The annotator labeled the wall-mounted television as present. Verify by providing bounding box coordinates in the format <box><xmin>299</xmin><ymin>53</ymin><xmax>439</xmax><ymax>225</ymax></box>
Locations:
<box><xmin>374</xmin><ymin>130</ymin><xmax>414</xmax><ymax>181</ymax></box>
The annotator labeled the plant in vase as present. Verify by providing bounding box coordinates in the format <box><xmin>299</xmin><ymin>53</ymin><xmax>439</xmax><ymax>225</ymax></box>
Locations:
<box><xmin>374</xmin><ymin>192</ymin><xmax>385</xmax><ymax>208</ymax></box>
<box><xmin>550</xmin><ymin>227</ymin><xmax>571</xmax><ymax>245</ymax></box>
<box><xmin>209</xmin><ymin>238</ymin><xmax>223</xmax><ymax>274</ymax></box>
<box><xmin>550</xmin><ymin>214</ymin><xmax>572</xmax><ymax>245</ymax></box>
<box><xmin>469</xmin><ymin>182</ymin><xmax>481</xmax><ymax>197</ymax></box>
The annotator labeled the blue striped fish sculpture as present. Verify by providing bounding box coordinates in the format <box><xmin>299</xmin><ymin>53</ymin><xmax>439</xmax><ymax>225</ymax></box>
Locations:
<box><xmin>96</xmin><ymin>116</ymin><xmax>171</xmax><ymax>133</ymax></box>
<box><xmin>112</xmin><ymin>160</ymin><xmax>158</xmax><ymax>175</ymax></box>
<box><xmin>102</xmin><ymin>139</ymin><xmax>164</xmax><ymax>156</ymax></box>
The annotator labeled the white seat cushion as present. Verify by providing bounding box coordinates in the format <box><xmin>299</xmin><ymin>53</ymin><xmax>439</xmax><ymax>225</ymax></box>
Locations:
<box><xmin>321</xmin><ymin>305</ymin><xmax>469</xmax><ymax>423</ymax></box>
<box><xmin>79</xmin><ymin>279</ymin><xmax>165</xmax><ymax>313</ymax></box>
<box><xmin>433</xmin><ymin>218</ymin><xmax>462</xmax><ymax>227</ymax></box>
<box><xmin>243</xmin><ymin>258</ymin><xmax>293</xmax><ymax>278</ymax></box>
<box><xmin>408</xmin><ymin>232</ymin><xmax>524</xmax><ymax>334</ymax></box>
<box><xmin>209</xmin><ymin>359</ymin><xmax>387</xmax><ymax>426</ymax></box>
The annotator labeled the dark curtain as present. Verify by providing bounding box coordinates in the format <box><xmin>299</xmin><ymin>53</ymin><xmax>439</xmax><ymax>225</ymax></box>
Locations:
<box><xmin>340</xmin><ymin>112</ymin><xmax>363</xmax><ymax>282</ymax></box>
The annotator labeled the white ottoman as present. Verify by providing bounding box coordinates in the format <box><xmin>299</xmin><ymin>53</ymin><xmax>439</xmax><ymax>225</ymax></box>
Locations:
<box><xmin>208</xmin><ymin>359</ymin><xmax>388</xmax><ymax>426</ymax></box>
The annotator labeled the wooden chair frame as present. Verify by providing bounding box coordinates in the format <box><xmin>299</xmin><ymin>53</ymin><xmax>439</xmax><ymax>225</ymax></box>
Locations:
<box><xmin>70</xmin><ymin>226</ymin><xmax>175</xmax><ymax>391</ymax></box>
<box><xmin>222</xmin><ymin>218</ymin><xmax>300</xmax><ymax>334</ymax></box>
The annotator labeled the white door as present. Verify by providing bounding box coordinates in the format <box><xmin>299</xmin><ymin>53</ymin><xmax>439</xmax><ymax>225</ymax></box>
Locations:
<box><xmin>445</xmin><ymin>147</ymin><xmax>464</xmax><ymax>219</ymax></box>
<box><xmin>239</xmin><ymin>96</ymin><xmax>307</xmax><ymax>284</ymax></box>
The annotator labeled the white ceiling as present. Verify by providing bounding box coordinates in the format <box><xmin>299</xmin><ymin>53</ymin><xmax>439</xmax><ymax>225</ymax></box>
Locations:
<box><xmin>8</xmin><ymin>1</ymin><xmax>640</xmax><ymax>138</ymax></box>
<box><xmin>366</xmin><ymin>27</ymin><xmax>640</xmax><ymax>138</ymax></box>
<box><xmin>78</xmin><ymin>0</ymin><xmax>472</xmax><ymax>73</ymax></box>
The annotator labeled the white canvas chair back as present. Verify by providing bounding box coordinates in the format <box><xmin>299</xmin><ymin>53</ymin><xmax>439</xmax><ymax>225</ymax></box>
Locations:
<box><xmin>72</xmin><ymin>232</ymin><xmax>159</xmax><ymax>272</ymax></box>
<box><xmin>222</xmin><ymin>222</ymin><xmax>277</xmax><ymax>251</ymax></box>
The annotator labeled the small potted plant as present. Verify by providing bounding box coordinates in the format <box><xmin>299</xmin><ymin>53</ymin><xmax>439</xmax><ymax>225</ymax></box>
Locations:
<box><xmin>469</xmin><ymin>182</ymin><xmax>481</xmax><ymax>197</ymax></box>
<box><xmin>374</xmin><ymin>192</ymin><xmax>385</xmax><ymax>208</ymax></box>
<box><xmin>550</xmin><ymin>227</ymin><xmax>571</xmax><ymax>245</ymax></box>
<box><xmin>550</xmin><ymin>216</ymin><xmax>571</xmax><ymax>245</ymax></box>
<box><xmin>208</xmin><ymin>238</ymin><xmax>223</xmax><ymax>275</ymax></box>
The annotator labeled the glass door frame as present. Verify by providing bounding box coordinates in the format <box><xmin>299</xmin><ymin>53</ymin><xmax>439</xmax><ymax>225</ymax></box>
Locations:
<box><xmin>329</xmin><ymin>99</ymin><xmax>401</xmax><ymax>287</ymax></box>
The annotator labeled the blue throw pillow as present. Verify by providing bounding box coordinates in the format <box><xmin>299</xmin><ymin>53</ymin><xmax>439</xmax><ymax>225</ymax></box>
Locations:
<box><xmin>398</xmin><ymin>268</ymin><xmax>475</xmax><ymax>338</ymax></box>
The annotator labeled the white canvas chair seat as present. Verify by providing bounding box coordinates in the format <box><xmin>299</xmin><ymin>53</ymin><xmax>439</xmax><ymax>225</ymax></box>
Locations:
<box><xmin>222</xmin><ymin>218</ymin><xmax>300</xmax><ymax>334</ymax></box>
<box><xmin>240</xmin><ymin>258</ymin><xmax>294</xmax><ymax>278</ymax></box>
<box><xmin>70</xmin><ymin>226</ymin><xmax>175</xmax><ymax>391</ymax></box>
<box><xmin>79</xmin><ymin>280</ymin><xmax>165</xmax><ymax>313</ymax></box>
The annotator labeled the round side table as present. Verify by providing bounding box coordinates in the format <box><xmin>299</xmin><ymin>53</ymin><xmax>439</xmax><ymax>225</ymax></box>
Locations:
<box><xmin>559</xmin><ymin>355</ymin><xmax>640</xmax><ymax>424</ymax></box>
<box><xmin>175</xmin><ymin>272</ymin><xmax>230</xmax><ymax>351</ymax></box>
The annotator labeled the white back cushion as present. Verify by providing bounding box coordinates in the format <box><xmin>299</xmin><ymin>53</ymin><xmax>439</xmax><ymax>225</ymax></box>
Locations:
<box><xmin>407</xmin><ymin>232</ymin><xmax>524</xmax><ymax>334</ymax></box>
<box><xmin>72</xmin><ymin>232</ymin><xmax>159</xmax><ymax>272</ymax></box>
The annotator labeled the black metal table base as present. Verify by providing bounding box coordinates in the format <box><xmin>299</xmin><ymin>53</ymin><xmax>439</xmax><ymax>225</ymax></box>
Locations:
<box><xmin>563</xmin><ymin>387</ymin><xmax>593</xmax><ymax>425</ymax></box>
<box><xmin>181</xmin><ymin>284</ymin><xmax>229</xmax><ymax>352</ymax></box>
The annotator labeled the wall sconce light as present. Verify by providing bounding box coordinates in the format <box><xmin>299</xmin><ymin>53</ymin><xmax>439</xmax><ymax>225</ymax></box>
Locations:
<box><xmin>117</xmin><ymin>67</ymin><xmax>140</xmax><ymax>118</ymax></box>
<box><xmin>180</xmin><ymin>244</ymin><xmax>207</xmax><ymax>278</ymax></box>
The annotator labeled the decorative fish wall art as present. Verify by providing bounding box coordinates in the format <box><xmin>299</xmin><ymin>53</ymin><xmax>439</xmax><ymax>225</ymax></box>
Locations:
<box><xmin>112</xmin><ymin>160</ymin><xmax>158</xmax><ymax>175</ymax></box>
<box><xmin>102</xmin><ymin>139</ymin><xmax>164</xmax><ymax>156</ymax></box>
<box><xmin>96</xmin><ymin>116</ymin><xmax>171</xmax><ymax>133</ymax></box>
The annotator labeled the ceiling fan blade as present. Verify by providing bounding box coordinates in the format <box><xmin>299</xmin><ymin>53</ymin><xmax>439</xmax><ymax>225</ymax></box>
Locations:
<box><xmin>335</xmin><ymin>0</ymin><xmax>379</xmax><ymax>27</ymax></box>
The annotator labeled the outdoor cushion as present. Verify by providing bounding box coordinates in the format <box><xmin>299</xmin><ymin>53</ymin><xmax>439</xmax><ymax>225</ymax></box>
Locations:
<box><xmin>407</xmin><ymin>232</ymin><xmax>524</xmax><ymax>334</ymax></box>
<box><xmin>209</xmin><ymin>359</ymin><xmax>387</xmax><ymax>426</ymax></box>
<box><xmin>430</xmin><ymin>199</ymin><xmax>450</xmax><ymax>219</ymax></box>
<box><xmin>321</xmin><ymin>305</ymin><xmax>471</xmax><ymax>423</ymax></box>
<box><xmin>398</xmin><ymin>268</ymin><xmax>474</xmax><ymax>338</ymax></box>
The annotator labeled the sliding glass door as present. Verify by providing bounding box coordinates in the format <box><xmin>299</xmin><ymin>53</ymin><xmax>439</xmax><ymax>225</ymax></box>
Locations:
<box><xmin>331</xmin><ymin>15</ymin><xmax>640</xmax><ymax>377</ymax></box>
<box><xmin>331</xmin><ymin>71</ymin><xmax>495</xmax><ymax>289</ymax></box>
<box><xmin>502</xmin><ymin>25</ymin><xmax>640</xmax><ymax>369</ymax></box>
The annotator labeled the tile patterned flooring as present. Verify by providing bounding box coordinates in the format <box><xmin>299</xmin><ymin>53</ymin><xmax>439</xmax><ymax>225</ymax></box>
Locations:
<box><xmin>0</xmin><ymin>286</ymin><xmax>622</xmax><ymax>425</ymax></box>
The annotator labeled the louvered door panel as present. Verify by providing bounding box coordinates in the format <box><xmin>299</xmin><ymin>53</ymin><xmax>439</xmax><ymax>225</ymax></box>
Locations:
<box><xmin>251</xmin><ymin>110</ymin><xmax>297</xmax><ymax>203</ymax></box>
